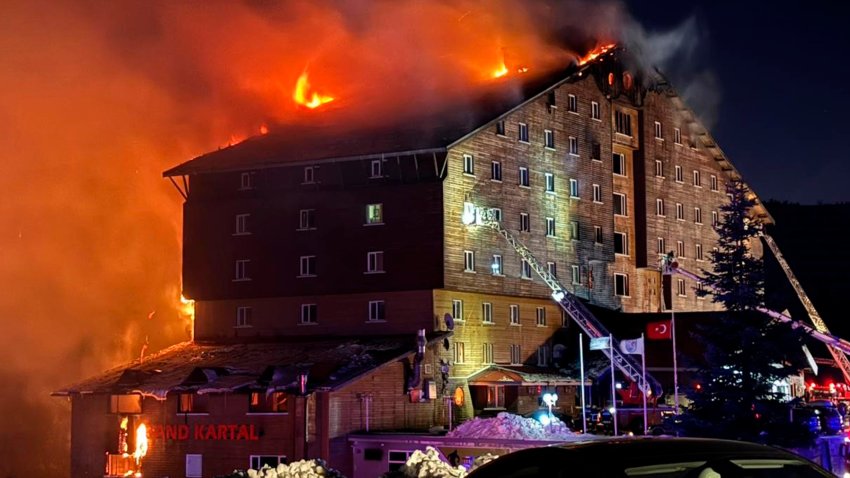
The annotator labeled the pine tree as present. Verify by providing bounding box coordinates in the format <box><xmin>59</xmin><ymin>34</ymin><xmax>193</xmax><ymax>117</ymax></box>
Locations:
<box><xmin>676</xmin><ymin>180</ymin><xmax>809</xmax><ymax>445</ymax></box>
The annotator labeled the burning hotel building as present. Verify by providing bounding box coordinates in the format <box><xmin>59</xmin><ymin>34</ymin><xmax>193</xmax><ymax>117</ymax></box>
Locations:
<box><xmin>57</xmin><ymin>47</ymin><xmax>783</xmax><ymax>477</ymax></box>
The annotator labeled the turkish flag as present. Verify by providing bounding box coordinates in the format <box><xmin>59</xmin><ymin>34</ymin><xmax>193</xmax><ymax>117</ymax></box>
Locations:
<box><xmin>647</xmin><ymin>320</ymin><xmax>672</xmax><ymax>340</ymax></box>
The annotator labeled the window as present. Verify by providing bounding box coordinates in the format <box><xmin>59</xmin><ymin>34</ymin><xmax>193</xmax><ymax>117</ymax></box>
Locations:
<box><xmin>657</xmin><ymin>237</ymin><xmax>666</xmax><ymax>255</ymax></box>
<box><xmin>250</xmin><ymin>456</ymin><xmax>288</xmax><ymax>472</ymax></box>
<box><xmin>676</xmin><ymin>240</ymin><xmax>685</xmax><ymax>258</ymax></box>
<box><xmin>569</xmin><ymin>220</ymin><xmax>580</xmax><ymax>240</ymax></box>
<box><xmin>544</xmin><ymin>173</ymin><xmax>555</xmax><ymax>193</ymax></box>
<box><xmin>694</xmin><ymin>207</ymin><xmax>703</xmax><ymax>224</ymax></box>
<box><xmin>674</xmin><ymin>127</ymin><xmax>682</xmax><ymax>144</ymax></box>
<box><xmin>491</xmin><ymin>254</ymin><xmax>503</xmax><ymax>275</ymax></box>
<box><xmin>615</xmin><ymin>110</ymin><xmax>632</xmax><ymax>136</ymax></box>
<box><xmin>592</xmin><ymin>184</ymin><xmax>602</xmax><ymax>203</ymax></box>
<box><xmin>536</xmin><ymin>307</ymin><xmax>546</xmax><ymax>326</ymax></box>
<box><xmin>591</xmin><ymin>101</ymin><xmax>600</xmax><ymax>120</ymax></box>
<box><xmin>568</xmin><ymin>136</ymin><xmax>578</xmax><ymax>155</ymax></box>
<box><xmin>710</xmin><ymin>174</ymin><xmax>719</xmax><ymax>191</ymax></box>
<box><xmin>677</xmin><ymin>278</ymin><xmax>686</xmax><ymax>296</ymax></box>
<box><xmin>613</xmin><ymin>192</ymin><xmax>627</xmax><ymax>216</ymax></box>
<box><xmin>366</xmin><ymin>203</ymin><xmax>383</xmax><ymax>225</ymax></box>
<box><xmin>692</xmin><ymin>170</ymin><xmax>701</xmax><ymax>187</ymax></box>
<box><xmin>491</xmin><ymin>161</ymin><xmax>502</xmax><ymax>181</ymax></box>
<box><xmin>300</xmin><ymin>304</ymin><xmax>317</xmax><ymax>324</ymax></box>
<box><xmin>483</xmin><ymin>343</ymin><xmax>494</xmax><ymax>364</ymax></box>
<box><xmin>178</xmin><ymin>393</ymin><xmax>208</xmax><ymax>414</ymax></box>
<box><xmin>569</xmin><ymin>178</ymin><xmax>579</xmax><ymax>198</ymax></box>
<box><xmin>463</xmin><ymin>250</ymin><xmax>475</xmax><ymax>272</ymax></box>
<box><xmin>299</xmin><ymin>209</ymin><xmax>316</xmax><ymax>230</ymax></box>
<box><xmin>496</xmin><ymin>120</ymin><xmax>505</xmax><ymax>135</ymax></box>
<box><xmin>544</xmin><ymin>129</ymin><xmax>555</xmax><ymax>149</ymax></box>
<box><xmin>547</xmin><ymin>90</ymin><xmax>557</xmax><ymax>108</ymax></box>
<box><xmin>234</xmin><ymin>259</ymin><xmax>250</xmax><ymax>281</ymax></box>
<box><xmin>368</xmin><ymin>300</ymin><xmax>385</xmax><ymax>322</ymax></box>
<box><xmin>654</xmin><ymin>121</ymin><xmax>662</xmax><ymax>139</ymax></box>
<box><xmin>482</xmin><ymin>302</ymin><xmax>493</xmax><ymax>324</ymax></box>
<box><xmin>452</xmin><ymin>299</ymin><xmax>464</xmax><ymax>322</ymax></box>
<box><xmin>510</xmin><ymin>344</ymin><xmax>522</xmax><ymax>364</ymax></box>
<box><xmin>509</xmin><ymin>304</ymin><xmax>520</xmax><ymax>325</ymax></box>
<box><xmin>518</xmin><ymin>167</ymin><xmax>530</xmax><ymax>187</ymax></box>
<box><xmin>656</xmin><ymin>198</ymin><xmax>665</xmax><ymax>216</ymax></box>
<box><xmin>696</xmin><ymin>282</ymin><xmax>706</xmax><ymax>298</ymax></box>
<box><xmin>614</xmin><ymin>273</ymin><xmax>629</xmax><ymax>297</ymax></box>
<box><xmin>591</xmin><ymin>142</ymin><xmax>601</xmax><ymax>161</ymax></box>
<box><xmin>561</xmin><ymin>310</ymin><xmax>569</xmax><ymax>327</ymax></box>
<box><xmin>674</xmin><ymin>203</ymin><xmax>684</xmax><ymax>221</ymax></box>
<box><xmin>520</xmin><ymin>259</ymin><xmax>532</xmax><ymax>279</ymax></box>
<box><xmin>453</xmin><ymin>342</ymin><xmax>465</xmax><ymax>364</ymax></box>
<box><xmin>571</xmin><ymin>264</ymin><xmax>580</xmax><ymax>284</ymax></box>
<box><xmin>612</xmin><ymin>153</ymin><xmax>625</xmax><ymax>175</ymax></box>
<box><xmin>614</xmin><ymin>231</ymin><xmax>628</xmax><ymax>255</ymax></box>
<box><xmin>594</xmin><ymin>226</ymin><xmax>603</xmax><ymax>244</ymax></box>
<box><xmin>655</xmin><ymin>160</ymin><xmax>664</xmax><ymax>177</ymax></box>
<box><xmin>239</xmin><ymin>172</ymin><xmax>254</xmax><ymax>190</ymax></box>
<box><xmin>537</xmin><ymin>346</ymin><xmax>549</xmax><ymax>366</ymax></box>
<box><xmin>492</xmin><ymin>208</ymin><xmax>502</xmax><ymax>222</ymax></box>
<box><xmin>547</xmin><ymin>261</ymin><xmax>557</xmax><ymax>278</ymax></box>
<box><xmin>675</xmin><ymin>165</ymin><xmax>683</xmax><ymax>182</ymax></box>
<box><xmin>236</xmin><ymin>306</ymin><xmax>252</xmax><ymax>328</ymax></box>
<box><xmin>388</xmin><ymin>451</ymin><xmax>415</xmax><ymax>473</ymax></box>
<box><xmin>695</xmin><ymin>243</ymin><xmax>704</xmax><ymax>261</ymax></box>
<box><xmin>303</xmin><ymin>166</ymin><xmax>316</xmax><ymax>184</ymax></box>
<box><xmin>370</xmin><ymin>159</ymin><xmax>383</xmax><ymax>178</ymax></box>
<box><xmin>366</xmin><ymin>251</ymin><xmax>384</xmax><ymax>273</ymax></box>
<box><xmin>545</xmin><ymin>217</ymin><xmax>556</xmax><ymax>237</ymax></box>
<box><xmin>462</xmin><ymin>154</ymin><xmax>474</xmax><ymax>175</ymax></box>
<box><xmin>519</xmin><ymin>212</ymin><xmax>530</xmax><ymax>232</ymax></box>
<box><xmin>250</xmin><ymin>391</ymin><xmax>288</xmax><ymax>413</ymax></box>
<box><xmin>109</xmin><ymin>394</ymin><xmax>142</xmax><ymax>414</ymax></box>
<box><xmin>186</xmin><ymin>454</ymin><xmax>203</xmax><ymax>478</ymax></box>
<box><xmin>234</xmin><ymin>213</ymin><xmax>250</xmax><ymax>236</ymax></box>
<box><xmin>518</xmin><ymin>122</ymin><xmax>529</xmax><ymax>142</ymax></box>
<box><xmin>567</xmin><ymin>94</ymin><xmax>577</xmax><ymax>112</ymax></box>
<box><xmin>299</xmin><ymin>255</ymin><xmax>316</xmax><ymax>277</ymax></box>
<box><xmin>712</xmin><ymin>210</ymin><xmax>719</xmax><ymax>227</ymax></box>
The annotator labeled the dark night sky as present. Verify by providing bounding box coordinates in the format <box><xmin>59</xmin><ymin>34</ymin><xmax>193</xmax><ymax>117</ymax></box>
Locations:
<box><xmin>627</xmin><ymin>0</ymin><xmax>850</xmax><ymax>204</ymax></box>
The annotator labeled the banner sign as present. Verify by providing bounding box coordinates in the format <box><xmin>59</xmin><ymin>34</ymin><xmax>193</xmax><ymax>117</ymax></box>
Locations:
<box><xmin>148</xmin><ymin>424</ymin><xmax>260</xmax><ymax>441</ymax></box>
<box><xmin>589</xmin><ymin>336</ymin><xmax>610</xmax><ymax>351</ymax></box>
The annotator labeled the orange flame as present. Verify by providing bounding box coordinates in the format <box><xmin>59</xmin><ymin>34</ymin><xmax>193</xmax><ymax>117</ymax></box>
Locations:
<box><xmin>492</xmin><ymin>60</ymin><xmax>509</xmax><ymax>79</ymax></box>
<box><xmin>293</xmin><ymin>71</ymin><xmax>334</xmax><ymax>109</ymax></box>
<box><xmin>259</xmin><ymin>124</ymin><xmax>269</xmax><ymax>135</ymax></box>
<box><xmin>578</xmin><ymin>43</ymin><xmax>616</xmax><ymax>65</ymax></box>
<box><xmin>133</xmin><ymin>423</ymin><xmax>148</xmax><ymax>466</ymax></box>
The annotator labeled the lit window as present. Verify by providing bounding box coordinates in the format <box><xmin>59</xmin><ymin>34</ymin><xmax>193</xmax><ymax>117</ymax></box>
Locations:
<box><xmin>612</xmin><ymin>153</ymin><xmax>626</xmax><ymax>175</ymax></box>
<box><xmin>545</xmin><ymin>217</ymin><xmax>556</xmax><ymax>237</ymax></box>
<box><xmin>568</xmin><ymin>136</ymin><xmax>578</xmax><ymax>155</ymax></box>
<box><xmin>695</xmin><ymin>243</ymin><xmax>704</xmax><ymax>261</ymax></box>
<box><xmin>299</xmin><ymin>255</ymin><xmax>316</xmax><ymax>277</ymax></box>
<box><xmin>536</xmin><ymin>307</ymin><xmax>546</xmax><ymax>326</ymax></box>
<box><xmin>674</xmin><ymin>128</ymin><xmax>682</xmax><ymax>144</ymax></box>
<box><xmin>537</xmin><ymin>345</ymin><xmax>549</xmax><ymax>366</ymax></box>
<box><xmin>569</xmin><ymin>220</ymin><xmax>580</xmax><ymax>240</ymax></box>
<box><xmin>654</xmin><ymin>121</ymin><xmax>662</xmax><ymax>139</ymax></box>
<box><xmin>452</xmin><ymin>299</ymin><xmax>464</xmax><ymax>322</ymax></box>
<box><xmin>299</xmin><ymin>209</ymin><xmax>316</xmax><ymax>230</ymax></box>
<box><xmin>249</xmin><ymin>391</ymin><xmax>288</xmax><ymax>413</ymax></box>
<box><xmin>300</xmin><ymin>304</ymin><xmax>317</xmax><ymax>324</ymax></box>
<box><xmin>693</xmin><ymin>170</ymin><xmax>702</xmax><ymax>187</ymax></box>
<box><xmin>519</xmin><ymin>212</ymin><xmax>530</xmax><ymax>232</ymax></box>
<box><xmin>591</xmin><ymin>101</ymin><xmax>600</xmax><ymax>120</ymax></box>
<box><xmin>567</xmin><ymin>94</ymin><xmax>578</xmax><ymax>113</ymax></box>
<box><xmin>519</xmin><ymin>167</ymin><xmax>530</xmax><ymax>187</ymax></box>
<box><xmin>614</xmin><ymin>231</ymin><xmax>628</xmax><ymax>255</ymax></box>
<box><xmin>491</xmin><ymin>161</ymin><xmax>502</xmax><ymax>181</ymax></box>
<box><xmin>544</xmin><ymin>173</ymin><xmax>555</xmax><ymax>193</ymax></box>
<box><xmin>657</xmin><ymin>237</ymin><xmax>666</xmax><ymax>255</ymax></box>
<box><xmin>234</xmin><ymin>259</ymin><xmax>250</xmax><ymax>282</ymax></box>
<box><xmin>710</xmin><ymin>174</ymin><xmax>719</xmax><ymax>191</ymax></box>
<box><xmin>677</xmin><ymin>278</ymin><xmax>686</xmax><ymax>297</ymax></box>
<box><xmin>676</xmin><ymin>203</ymin><xmax>684</xmax><ymax>220</ymax></box>
<box><xmin>236</xmin><ymin>306</ymin><xmax>252</xmax><ymax>328</ymax></box>
<box><xmin>592</xmin><ymin>184</ymin><xmax>602</xmax><ymax>203</ymax></box>
<box><xmin>366</xmin><ymin>251</ymin><xmax>384</xmax><ymax>273</ymax></box>
<box><xmin>675</xmin><ymin>165</ymin><xmax>683</xmax><ymax>182</ymax></box>
<box><xmin>613</xmin><ymin>193</ymin><xmax>627</xmax><ymax>216</ymax></box>
<box><xmin>509</xmin><ymin>304</ymin><xmax>520</xmax><ymax>325</ymax></box>
<box><xmin>491</xmin><ymin>254</ymin><xmax>503</xmax><ymax>275</ymax></box>
<box><xmin>109</xmin><ymin>394</ymin><xmax>142</xmax><ymax>414</ymax></box>
<box><xmin>483</xmin><ymin>343</ymin><xmax>494</xmax><ymax>364</ymax></box>
<box><xmin>594</xmin><ymin>226</ymin><xmax>603</xmax><ymax>244</ymax></box>
<box><xmin>656</xmin><ymin>198</ymin><xmax>665</xmax><ymax>216</ymax></box>
<box><xmin>510</xmin><ymin>344</ymin><xmax>522</xmax><ymax>364</ymax></box>
<box><xmin>463</xmin><ymin>250</ymin><xmax>475</xmax><ymax>272</ymax></box>
<box><xmin>482</xmin><ymin>302</ymin><xmax>493</xmax><ymax>324</ymax></box>
<box><xmin>366</xmin><ymin>203</ymin><xmax>383</xmax><ymax>225</ymax></box>
<box><xmin>453</xmin><ymin>342</ymin><xmax>465</xmax><ymax>364</ymax></box>
<box><xmin>496</xmin><ymin>120</ymin><xmax>505</xmax><ymax>135</ymax></box>
<box><xmin>239</xmin><ymin>172</ymin><xmax>254</xmax><ymax>190</ymax></box>
<box><xmin>615</xmin><ymin>110</ymin><xmax>632</xmax><ymax>136</ymax></box>
<box><xmin>518</xmin><ymin>122</ymin><xmax>529</xmax><ymax>142</ymax></box>
<box><xmin>569</xmin><ymin>178</ymin><xmax>579</xmax><ymax>198</ymax></box>
<box><xmin>368</xmin><ymin>300</ymin><xmax>385</xmax><ymax>322</ymax></box>
<box><xmin>694</xmin><ymin>207</ymin><xmax>703</xmax><ymax>224</ymax></box>
<box><xmin>614</xmin><ymin>273</ymin><xmax>629</xmax><ymax>297</ymax></box>
<box><xmin>303</xmin><ymin>166</ymin><xmax>316</xmax><ymax>184</ymax></box>
<box><xmin>571</xmin><ymin>264</ymin><xmax>580</xmax><ymax>284</ymax></box>
<box><xmin>655</xmin><ymin>160</ymin><xmax>664</xmax><ymax>177</ymax></box>
<box><xmin>235</xmin><ymin>213</ymin><xmax>250</xmax><ymax>236</ymax></box>
<box><xmin>676</xmin><ymin>240</ymin><xmax>685</xmax><ymax>258</ymax></box>
<box><xmin>520</xmin><ymin>259</ymin><xmax>532</xmax><ymax>279</ymax></box>
<box><xmin>370</xmin><ymin>159</ymin><xmax>383</xmax><ymax>178</ymax></box>
<box><xmin>179</xmin><ymin>393</ymin><xmax>208</xmax><ymax>414</ymax></box>
<box><xmin>463</xmin><ymin>154</ymin><xmax>474</xmax><ymax>175</ymax></box>
<box><xmin>544</xmin><ymin>129</ymin><xmax>555</xmax><ymax>149</ymax></box>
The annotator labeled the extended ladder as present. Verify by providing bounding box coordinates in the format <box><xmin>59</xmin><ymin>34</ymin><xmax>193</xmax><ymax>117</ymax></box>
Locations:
<box><xmin>465</xmin><ymin>205</ymin><xmax>662</xmax><ymax>395</ymax></box>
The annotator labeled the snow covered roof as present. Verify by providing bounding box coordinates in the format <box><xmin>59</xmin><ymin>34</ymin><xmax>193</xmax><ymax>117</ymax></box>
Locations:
<box><xmin>466</xmin><ymin>365</ymin><xmax>587</xmax><ymax>386</ymax></box>
<box><xmin>54</xmin><ymin>334</ymin><xmax>448</xmax><ymax>399</ymax></box>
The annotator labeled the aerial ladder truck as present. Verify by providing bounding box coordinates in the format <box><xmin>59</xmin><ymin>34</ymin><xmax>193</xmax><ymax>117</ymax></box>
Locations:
<box><xmin>462</xmin><ymin>203</ymin><xmax>663</xmax><ymax>397</ymax></box>
<box><xmin>661</xmin><ymin>233</ymin><xmax>850</xmax><ymax>385</ymax></box>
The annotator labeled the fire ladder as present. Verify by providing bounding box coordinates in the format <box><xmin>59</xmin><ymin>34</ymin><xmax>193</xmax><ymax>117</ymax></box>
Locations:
<box><xmin>464</xmin><ymin>204</ymin><xmax>662</xmax><ymax>395</ymax></box>
<box><xmin>661</xmin><ymin>234</ymin><xmax>850</xmax><ymax>384</ymax></box>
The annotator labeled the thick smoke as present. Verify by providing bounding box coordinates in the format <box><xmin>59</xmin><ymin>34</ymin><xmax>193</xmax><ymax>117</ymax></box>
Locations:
<box><xmin>0</xmin><ymin>1</ymin><xmax>707</xmax><ymax>476</ymax></box>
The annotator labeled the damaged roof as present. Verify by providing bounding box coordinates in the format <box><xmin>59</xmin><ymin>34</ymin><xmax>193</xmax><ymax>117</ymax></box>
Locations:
<box><xmin>54</xmin><ymin>334</ymin><xmax>448</xmax><ymax>400</ymax></box>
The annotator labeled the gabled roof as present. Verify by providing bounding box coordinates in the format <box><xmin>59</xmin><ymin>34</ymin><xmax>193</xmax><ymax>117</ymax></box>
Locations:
<box><xmin>467</xmin><ymin>365</ymin><xmax>585</xmax><ymax>386</ymax></box>
<box><xmin>54</xmin><ymin>333</ymin><xmax>448</xmax><ymax>399</ymax></box>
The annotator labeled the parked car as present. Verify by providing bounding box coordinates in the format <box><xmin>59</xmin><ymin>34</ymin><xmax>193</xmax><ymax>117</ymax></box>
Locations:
<box><xmin>806</xmin><ymin>402</ymin><xmax>843</xmax><ymax>435</ymax></box>
<box><xmin>791</xmin><ymin>407</ymin><xmax>822</xmax><ymax>435</ymax></box>
<box><xmin>466</xmin><ymin>436</ymin><xmax>833</xmax><ymax>477</ymax></box>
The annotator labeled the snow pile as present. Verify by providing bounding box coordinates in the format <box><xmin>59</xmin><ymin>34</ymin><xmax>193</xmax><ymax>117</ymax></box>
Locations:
<box><xmin>395</xmin><ymin>447</ymin><xmax>467</xmax><ymax>477</ymax></box>
<box><xmin>446</xmin><ymin>412</ymin><xmax>579</xmax><ymax>440</ymax></box>
<box><xmin>221</xmin><ymin>459</ymin><xmax>344</xmax><ymax>478</ymax></box>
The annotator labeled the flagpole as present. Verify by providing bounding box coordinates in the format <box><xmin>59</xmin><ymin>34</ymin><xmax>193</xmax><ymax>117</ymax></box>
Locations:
<box><xmin>641</xmin><ymin>333</ymin><xmax>648</xmax><ymax>435</ymax></box>
<box><xmin>672</xmin><ymin>307</ymin><xmax>679</xmax><ymax>415</ymax></box>
<box><xmin>610</xmin><ymin>335</ymin><xmax>618</xmax><ymax>436</ymax></box>
<box><xmin>580</xmin><ymin>333</ymin><xmax>587</xmax><ymax>434</ymax></box>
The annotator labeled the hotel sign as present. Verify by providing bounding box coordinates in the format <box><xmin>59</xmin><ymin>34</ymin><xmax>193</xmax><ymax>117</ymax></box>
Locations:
<box><xmin>148</xmin><ymin>424</ymin><xmax>260</xmax><ymax>441</ymax></box>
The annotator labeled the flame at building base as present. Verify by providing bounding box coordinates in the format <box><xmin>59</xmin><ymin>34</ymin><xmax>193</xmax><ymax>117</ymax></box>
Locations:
<box><xmin>180</xmin><ymin>294</ymin><xmax>195</xmax><ymax>341</ymax></box>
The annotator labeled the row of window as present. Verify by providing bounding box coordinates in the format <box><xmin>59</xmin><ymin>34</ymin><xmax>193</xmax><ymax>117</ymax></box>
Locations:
<box><xmin>654</xmin><ymin>199</ymin><xmax>719</xmax><ymax>225</ymax></box>
<box><xmin>232</xmin><ymin>250</ymin><xmax>385</xmax><ymax>281</ymax></box>
<box><xmin>453</xmin><ymin>341</ymin><xmax>551</xmax><ymax>367</ymax></box>
<box><xmin>653</xmin><ymin>122</ymin><xmax>694</xmax><ymax>146</ymax></box>
<box><xmin>654</xmin><ymin>161</ymin><xmax>721</xmax><ymax>190</ymax></box>
<box><xmin>235</xmin><ymin>300</ymin><xmax>388</xmax><ymax>327</ymax></box>
<box><xmin>237</xmin><ymin>158</ymin><xmax>399</xmax><ymax>192</ymax></box>
<box><xmin>450</xmin><ymin>299</ymin><xmax>565</xmax><ymax>327</ymax></box>
<box><xmin>233</xmin><ymin>204</ymin><xmax>384</xmax><ymax>236</ymax></box>
<box><xmin>109</xmin><ymin>391</ymin><xmax>289</xmax><ymax>415</ymax></box>
<box><xmin>656</xmin><ymin>237</ymin><xmax>717</xmax><ymax>261</ymax></box>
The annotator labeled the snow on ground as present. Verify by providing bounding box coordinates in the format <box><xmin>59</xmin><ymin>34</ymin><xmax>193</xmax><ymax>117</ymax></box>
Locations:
<box><xmin>446</xmin><ymin>412</ymin><xmax>583</xmax><ymax>441</ymax></box>
<box><xmin>223</xmin><ymin>458</ymin><xmax>344</xmax><ymax>478</ymax></box>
